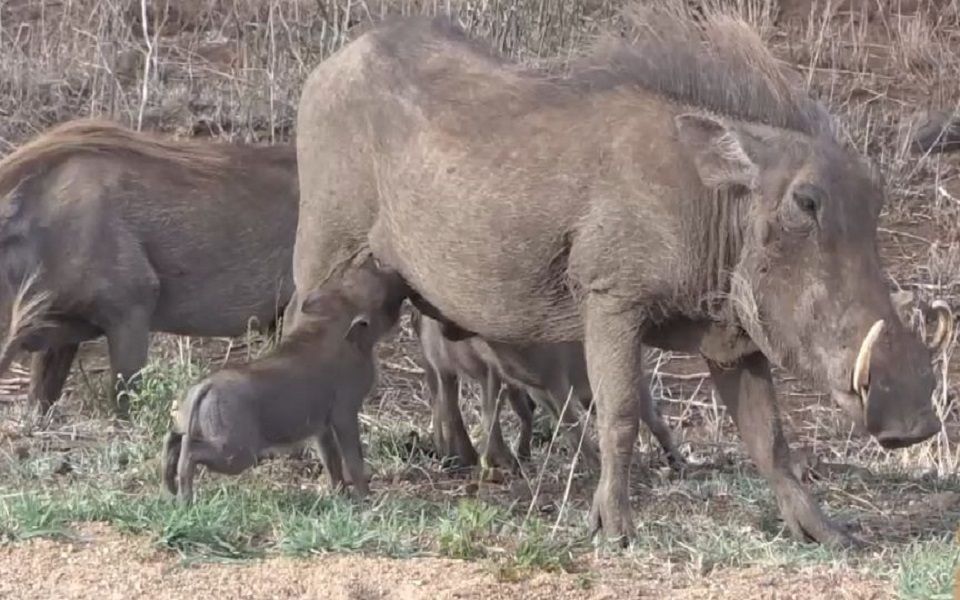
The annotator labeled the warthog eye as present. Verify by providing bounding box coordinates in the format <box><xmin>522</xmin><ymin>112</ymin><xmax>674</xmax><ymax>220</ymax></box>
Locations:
<box><xmin>792</xmin><ymin>183</ymin><xmax>823</xmax><ymax>219</ymax></box>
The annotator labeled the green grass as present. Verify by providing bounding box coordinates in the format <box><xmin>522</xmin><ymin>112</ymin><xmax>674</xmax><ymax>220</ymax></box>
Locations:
<box><xmin>3</xmin><ymin>437</ymin><xmax>959</xmax><ymax>595</ymax></box>
<box><xmin>0</xmin><ymin>432</ymin><xmax>581</xmax><ymax>569</ymax></box>
<box><xmin>894</xmin><ymin>538</ymin><xmax>960</xmax><ymax>600</ymax></box>
<box><xmin>3</xmin><ymin>414</ymin><xmax>958</xmax><ymax>587</ymax></box>
<box><xmin>0</xmin><ymin>471</ymin><xmax>590</xmax><ymax>572</ymax></box>
<box><xmin>2</xmin><ymin>354</ymin><xmax>959</xmax><ymax>590</ymax></box>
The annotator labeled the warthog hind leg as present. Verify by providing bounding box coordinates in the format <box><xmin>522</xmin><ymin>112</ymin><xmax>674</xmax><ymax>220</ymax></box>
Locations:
<box><xmin>28</xmin><ymin>344</ymin><xmax>79</xmax><ymax>418</ymax></box>
<box><xmin>161</xmin><ymin>431</ymin><xmax>182</xmax><ymax>496</ymax></box>
<box><xmin>105</xmin><ymin>307</ymin><xmax>153</xmax><ymax>419</ymax></box>
<box><xmin>175</xmin><ymin>438</ymin><xmax>256</xmax><ymax>505</ymax></box>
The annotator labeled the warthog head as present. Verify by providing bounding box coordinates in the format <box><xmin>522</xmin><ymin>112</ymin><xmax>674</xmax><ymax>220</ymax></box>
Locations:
<box><xmin>677</xmin><ymin>114</ymin><xmax>946</xmax><ymax>448</ymax></box>
<box><xmin>285</xmin><ymin>258</ymin><xmax>409</xmax><ymax>346</ymax></box>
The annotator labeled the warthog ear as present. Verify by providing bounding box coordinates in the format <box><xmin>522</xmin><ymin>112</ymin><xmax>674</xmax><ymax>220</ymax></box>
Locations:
<box><xmin>674</xmin><ymin>113</ymin><xmax>759</xmax><ymax>191</ymax></box>
<box><xmin>0</xmin><ymin>179</ymin><xmax>28</xmax><ymax>222</ymax></box>
<box><xmin>889</xmin><ymin>290</ymin><xmax>956</xmax><ymax>354</ymax></box>
<box><xmin>889</xmin><ymin>290</ymin><xmax>916</xmax><ymax>325</ymax></box>
<box><xmin>345</xmin><ymin>314</ymin><xmax>371</xmax><ymax>345</ymax></box>
<box><xmin>927</xmin><ymin>300</ymin><xmax>954</xmax><ymax>356</ymax></box>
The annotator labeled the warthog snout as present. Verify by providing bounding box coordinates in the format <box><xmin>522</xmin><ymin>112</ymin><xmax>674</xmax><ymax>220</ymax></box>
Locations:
<box><xmin>838</xmin><ymin>302</ymin><xmax>951</xmax><ymax>448</ymax></box>
<box><xmin>875</xmin><ymin>418</ymin><xmax>941</xmax><ymax>450</ymax></box>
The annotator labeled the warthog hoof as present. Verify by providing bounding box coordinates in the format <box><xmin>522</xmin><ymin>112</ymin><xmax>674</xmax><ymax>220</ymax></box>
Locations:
<box><xmin>438</xmin><ymin>446</ymin><xmax>480</xmax><ymax>473</ymax></box>
<box><xmin>515</xmin><ymin>440</ymin><xmax>532</xmax><ymax>463</ymax></box>
<box><xmin>664</xmin><ymin>450</ymin><xmax>687</xmax><ymax>472</ymax></box>
<box><xmin>779</xmin><ymin>488</ymin><xmax>863</xmax><ymax>549</ymax></box>
<box><xmin>478</xmin><ymin>464</ymin><xmax>510</xmax><ymax>484</ymax></box>
<box><xmin>480</xmin><ymin>440</ymin><xmax>521</xmax><ymax>475</ymax></box>
<box><xmin>792</xmin><ymin>517</ymin><xmax>863</xmax><ymax>549</ymax></box>
<box><xmin>588</xmin><ymin>482</ymin><xmax>633</xmax><ymax>548</ymax></box>
<box><xmin>175</xmin><ymin>488</ymin><xmax>194</xmax><ymax>506</ymax></box>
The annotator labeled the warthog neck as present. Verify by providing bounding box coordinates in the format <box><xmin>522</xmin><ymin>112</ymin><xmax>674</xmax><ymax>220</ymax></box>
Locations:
<box><xmin>676</xmin><ymin>187</ymin><xmax>752</xmax><ymax>324</ymax></box>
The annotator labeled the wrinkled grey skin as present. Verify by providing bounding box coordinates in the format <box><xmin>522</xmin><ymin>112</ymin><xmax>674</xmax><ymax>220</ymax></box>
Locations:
<box><xmin>291</xmin><ymin>12</ymin><xmax>943</xmax><ymax>548</ymax></box>
<box><xmin>411</xmin><ymin>308</ymin><xmax>684</xmax><ymax>473</ymax></box>
<box><xmin>0</xmin><ymin>119</ymin><xmax>298</xmax><ymax>418</ymax></box>
<box><xmin>163</xmin><ymin>263</ymin><xmax>407</xmax><ymax>503</ymax></box>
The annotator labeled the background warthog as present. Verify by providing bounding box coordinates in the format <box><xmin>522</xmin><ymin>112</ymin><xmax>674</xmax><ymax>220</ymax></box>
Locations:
<box><xmin>163</xmin><ymin>262</ymin><xmax>408</xmax><ymax>503</ymax></box>
<box><xmin>0</xmin><ymin>119</ymin><xmax>298</xmax><ymax>417</ymax></box>
<box><xmin>411</xmin><ymin>308</ymin><xmax>684</xmax><ymax>473</ymax></box>
<box><xmin>291</xmin><ymin>6</ymin><xmax>945</xmax><ymax>548</ymax></box>
<box><xmin>910</xmin><ymin>109</ymin><xmax>960</xmax><ymax>155</ymax></box>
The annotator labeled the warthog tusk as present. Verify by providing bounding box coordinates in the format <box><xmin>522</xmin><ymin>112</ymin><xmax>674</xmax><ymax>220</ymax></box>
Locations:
<box><xmin>852</xmin><ymin>319</ymin><xmax>885</xmax><ymax>397</ymax></box>
<box><xmin>928</xmin><ymin>300</ymin><xmax>954</xmax><ymax>354</ymax></box>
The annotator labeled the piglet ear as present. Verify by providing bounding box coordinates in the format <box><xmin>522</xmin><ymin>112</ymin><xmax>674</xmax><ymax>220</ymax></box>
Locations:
<box><xmin>674</xmin><ymin>113</ymin><xmax>759</xmax><ymax>191</ymax></box>
<box><xmin>344</xmin><ymin>314</ymin><xmax>371</xmax><ymax>345</ymax></box>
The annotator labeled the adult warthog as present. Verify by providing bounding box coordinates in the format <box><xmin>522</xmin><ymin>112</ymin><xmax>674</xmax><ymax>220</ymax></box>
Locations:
<box><xmin>290</xmin><ymin>8</ymin><xmax>945</xmax><ymax>547</ymax></box>
<box><xmin>0</xmin><ymin>119</ymin><xmax>298</xmax><ymax>416</ymax></box>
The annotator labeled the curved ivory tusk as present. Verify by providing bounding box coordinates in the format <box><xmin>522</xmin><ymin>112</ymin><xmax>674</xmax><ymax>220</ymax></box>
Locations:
<box><xmin>852</xmin><ymin>319</ymin><xmax>885</xmax><ymax>396</ymax></box>
<box><xmin>928</xmin><ymin>300</ymin><xmax>954</xmax><ymax>354</ymax></box>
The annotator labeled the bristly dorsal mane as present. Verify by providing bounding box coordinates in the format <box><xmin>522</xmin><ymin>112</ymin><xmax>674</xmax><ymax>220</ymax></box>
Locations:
<box><xmin>572</xmin><ymin>3</ymin><xmax>837</xmax><ymax>139</ymax></box>
<box><xmin>0</xmin><ymin>118</ymin><xmax>231</xmax><ymax>195</ymax></box>
<box><xmin>372</xmin><ymin>8</ymin><xmax>835</xmax><ymax>140</ymax></box>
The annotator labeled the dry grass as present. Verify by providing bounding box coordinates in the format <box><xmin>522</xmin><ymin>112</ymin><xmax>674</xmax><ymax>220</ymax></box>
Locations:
<box><xmin>1</xmin><ymin>0</ymin><xmax>960</xmax><ymax>597</ymax></box>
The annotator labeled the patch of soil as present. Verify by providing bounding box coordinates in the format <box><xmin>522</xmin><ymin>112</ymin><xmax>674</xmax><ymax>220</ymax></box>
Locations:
<box><xmin>0</xmin><ymin>524</ymin><xmax>892</xmax><ymax>600</ymax></box>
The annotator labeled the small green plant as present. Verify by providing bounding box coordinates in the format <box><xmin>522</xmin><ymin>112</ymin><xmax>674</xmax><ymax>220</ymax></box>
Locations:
<box><xmin>0</xmin><ymin>492</ymin><xmax>72</xmax><ymax>542</ymax></box>
<box><xmin>495</xmin><ymin>520</ymin><xmax>580</xmax><ymax>581</ymax></box>
<box><xmin>437</xmin><ymin>499</ymin><xmax>504</xmax><ymax>559</ymax></box>
<box><xmin>524</xmin><ymin>521</ymin><xmax>577</xmax><ymax>568</ymax></box>
<box><xmin>122</xmin><ymin>357</ymin><xmax>207</xmax><ymax>440</ymax></box>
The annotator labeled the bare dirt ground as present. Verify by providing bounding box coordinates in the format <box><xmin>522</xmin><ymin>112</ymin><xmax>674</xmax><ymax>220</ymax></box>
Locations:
<box><xmin>0</xmin><ymin>524</ymin><xmax>892</xmax><ymax>600</ymax></box>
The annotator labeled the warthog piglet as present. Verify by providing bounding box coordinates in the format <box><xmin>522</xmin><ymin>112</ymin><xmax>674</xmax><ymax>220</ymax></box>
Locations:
<box><xmin>162</xmin><ymin>265</ymin><xmax>407</xmax><ymax>504</ymax></box>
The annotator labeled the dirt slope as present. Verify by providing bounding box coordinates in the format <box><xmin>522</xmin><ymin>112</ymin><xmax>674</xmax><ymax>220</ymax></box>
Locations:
<box><xmin>0</xmin><ymin>524</ymin><xmax>892</xmax><ymax>600</ymax></box>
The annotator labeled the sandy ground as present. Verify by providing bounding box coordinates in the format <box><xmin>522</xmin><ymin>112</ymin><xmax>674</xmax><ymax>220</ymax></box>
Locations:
<box><xmin>0</xmin><ymin>524</ymin><xmax>893</xmax><ymax>600</ymax></box>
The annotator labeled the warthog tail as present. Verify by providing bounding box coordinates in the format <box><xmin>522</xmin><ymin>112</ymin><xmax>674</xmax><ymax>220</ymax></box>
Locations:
<box><xmin>177</xmin><ymin>380</ymin><xmax>214</xmax><ymax>492</ymax></box>
<box><xmin>0</xmin><ymin>272</ymin><xmax>51</xmax><ymax>381</ymax></box>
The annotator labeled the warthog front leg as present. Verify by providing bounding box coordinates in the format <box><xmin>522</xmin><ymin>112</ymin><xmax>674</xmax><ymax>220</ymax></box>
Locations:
<box><xmin>316</xmin><ymin>428</ymin><xmax>346</xmax><ymax>492</ymax></box>
<box><xmin>479</xmin><ymin>369</ymin><xmax>520</xmax><ymax>472</ymax></box>
<box><xmin>28</xmin><ymin>343</ymin><xmax>79</xmax><ymax>416</ymax></box>
<box><xmin>584</xmin><ymin>298</ymin><xmax>643</xmax><ymax>545</ymax></box>
<box><xmin>425</xmin><ymin>361</ymin><xmax>446</xmax><ymax>454</ymax></box>
<box><xmin>429</xmin><ymin>368</ymin><xmax>479</xmax><ymax>469</ymax></box>
<box><xmin>637</xmin><ymin>383</ymin><xmax>685</xmax><ymax>470</ymax></box>
<box><xmin>331</xmin><ymin>411</ymin><xmax>370</xmax><ymax>497</ymax></box>
<box><xmin>529</xmin><ymin>388</ymin><xmax>601</xmax><ymax>471</ymax></box>
<box><xmin>706</xmin><ymin>352</ymin><xmax>858</xmax><ymax>548</ymax></box>
<box><xmin>504</xmin><ymin>386</ymin><xmax>534</xmax><ymax>461</ymax></box>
